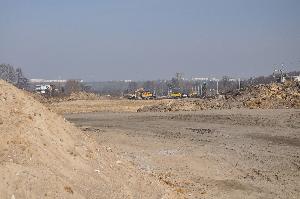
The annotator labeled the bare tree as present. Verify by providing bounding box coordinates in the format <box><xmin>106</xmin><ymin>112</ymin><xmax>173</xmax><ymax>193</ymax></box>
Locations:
<box><xmin>15</xmin><ymin>68</ymin><xmax>29</xmax><ymax>89</ymax></box>
<box><xmin>127</xmin><ymin>81</ymin><xmax>138</xmax><ymax>93</ymax></box>
<box><xmin>0</xmin><ymin>64</ymin><xmax>29</xmax><ymax>89</ymax></box>
<box><xmin>0</xmin><ymin>64</ymin><xmax>17</xmax><ymax>83</ymax></box>
<box><xmin>64</xmin><ymin>80</ymin><xmax>82</xmax><ymax>95</ymax></box>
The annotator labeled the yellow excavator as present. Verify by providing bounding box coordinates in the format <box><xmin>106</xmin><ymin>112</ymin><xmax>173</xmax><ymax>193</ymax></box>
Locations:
<box><xmin>170</xmin><ymin>91</ymin><xmax>182</xmax><ymax>98</ymax></box>
<box><xmin>128</xmin><ymin>88</ymin><xmax>155</xmax><ymax>100</ymax></box>
<box><xmin>141</xmin><ymin>91</ymin><xmax>155</xmax><ymax>99</ymax></box>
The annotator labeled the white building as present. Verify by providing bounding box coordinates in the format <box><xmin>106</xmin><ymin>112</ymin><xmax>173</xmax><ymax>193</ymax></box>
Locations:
<box><xmin>192</xmin><ymin>77</ymin><xmax>209</xmax><ymax>81</ymax></box>
<box><xmin>30</xmin><ymin>79</ymin><xmax>68</xmax><ymax>83</ymax></box>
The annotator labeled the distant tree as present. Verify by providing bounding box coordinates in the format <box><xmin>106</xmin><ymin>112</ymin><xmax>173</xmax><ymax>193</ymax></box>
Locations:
<box><xmin>0</xmin><ymin>64</ymin><xmax>17</xmax><ymax>83</ymax></box>
<box><xmin>83</xmin><ymin>85</ymin><xmax>92</xmax><ymax>92</ymax></box>
<box><xmin>169</xmin><ymin>73</ymin><xmax>184</xmax><ymax>91</ymax></box>
<box><xmin>143</xmin><ymin>81</ymin><xmax>156</xmax><ymax>91</ymax></box>
<box><xmin>127</xmin><ymin>81</ymin><xmax>138</xmax><ymax>93</ymax></box>
<box><xmin>287</xmin><ymin>71</ymin><xmax>300</xmax><ymax>77</ymax></box>
<box><xmin>183</xmin><ymin>81</ymin><xmax>194</xmax><ymax>93</ymax></box>
<box><xmin>220</xmin><ymin>76</ymin><xmax>230</xmax><ymax>89</ymax></box>
<box><xmin>218</xmin><ymin>76</ymin><xmax>237</xmax><ymax>93</ymax></box>
<box><xmin>244</xmin><ymin>75</ymin><xmax>274</xmax><ymax>86</ymax></box>
<box><xmin>15</xmin><ymin>68</ymin><xmax>29</xmax><ymax>89</ymax></box>
<box><xmin>155</xmin><ymin>80</ymin><xmax>168</xmax><ymax>96</ymax></box>
<box><xmin>0</xmin><ymin>64</ymin><xmax>29</xmax><ymax>89</ymax></box>
<box><xmin>64</xmin><ymin>80</ymin><xmax>82</xmax><ymax>95</ymax></box>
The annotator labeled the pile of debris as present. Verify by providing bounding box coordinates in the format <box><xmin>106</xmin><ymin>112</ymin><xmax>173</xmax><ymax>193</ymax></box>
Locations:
<box><xmin>138</xmin><ymin>99</ymin><xmax>230</xmax><ymax>112</ymax></box>
<box><xmin>0</xmin><ymin>80</ymin><xmax>174</xmax><ymax>198</ymax></box>
<box><xmin>238</xmin><ymin>81</ymin><xmax>300</xmax><ymax>109</ymax></box>
<box><xmin>138</xmin><ymin>81</ymin><xmax>300</xmax><ymax>112</ymax></box>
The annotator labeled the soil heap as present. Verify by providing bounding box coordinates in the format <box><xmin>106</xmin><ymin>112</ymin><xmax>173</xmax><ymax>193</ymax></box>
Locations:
<box><xmin>0</xmin><ymin>80</ymin><xmax>174</xmax><ymax>199</ymax></box>
<box><xmin>239</xmin><ymin>81</ymin><xmax>300</xmax><ymax>108</ymax></box>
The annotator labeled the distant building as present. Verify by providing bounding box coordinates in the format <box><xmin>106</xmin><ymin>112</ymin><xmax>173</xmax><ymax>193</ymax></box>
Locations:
<box><xmin>192</xmin><ymin>77</ymin><xmax>219</xmax><ymax>82</ymax></box>
<box><xmin>30</xmin><ymin>79</ymin><xmax>67</xmax><ymax>83</ymax></box>
<box><xmin>210</xmin><ymin>78</ymin><xmax>219</xmax><ymax>82</ymax></box>
<box><xmin>30</xmin><ymin>79</ymin><xmax>83</xmax><ymax>83</ymax></box>
<box><xmin>192</xmin><ymin>77</ymin><xmax>209</xmax><ymax>81</ymax></box>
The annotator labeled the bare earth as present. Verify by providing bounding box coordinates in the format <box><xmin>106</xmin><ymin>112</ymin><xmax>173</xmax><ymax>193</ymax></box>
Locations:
<box><xmin>66</xmin><ymin>109</ymin><xmax>300</xmax><ymax>199</ymax></box>
<box><xmin>50</xmin><ymin>99</ymin><xmax>166</xmax><ymax>114</ymax></box>
<box><xmin>2</xmin><ymin>79</ymin><xmax>299</xmax><ymax>199</ymax></box>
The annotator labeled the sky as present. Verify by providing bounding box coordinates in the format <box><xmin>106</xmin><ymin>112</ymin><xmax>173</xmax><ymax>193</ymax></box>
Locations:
<box><xmin>0</xmin><ymin>0</ymin><xmax>300</xmax><ymax>81</ymax></box>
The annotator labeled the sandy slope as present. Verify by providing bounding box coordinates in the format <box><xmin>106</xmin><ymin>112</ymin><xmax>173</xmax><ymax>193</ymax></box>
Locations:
<box><xmin>0</xmin><ymin>80</ymin><xmax>178</xmax><ymax>199</ymax></box>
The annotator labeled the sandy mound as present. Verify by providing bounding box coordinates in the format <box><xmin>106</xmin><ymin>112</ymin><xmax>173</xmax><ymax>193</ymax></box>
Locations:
<box><xmin>0</xmin><ymin>80</ymin><xmax>175</xmax><ymax>199</ymax></box>
<box><xmin>31</xmin><ymin>92</ymin><xmax>103</xmax><ymax>103</ymax></box>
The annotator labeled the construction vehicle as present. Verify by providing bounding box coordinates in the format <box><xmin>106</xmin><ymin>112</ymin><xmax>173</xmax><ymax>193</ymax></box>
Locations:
<box><xmin>141</xmin><ymin>90</ymin><xmax>156</xmax><ymax>99</ymax></box>
<box><xmin>126</xmin><ymin>88</ymin><xmax>156</xmax><ymax>100</ymax></box>
<box><xmin>170</xmin><ymin>91</ymin><xmax>182</xmax><ymax>98</ymax></box>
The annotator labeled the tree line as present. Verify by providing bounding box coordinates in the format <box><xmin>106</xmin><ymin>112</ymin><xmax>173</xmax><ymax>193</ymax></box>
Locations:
<box><xmin>1</xmin><ymin>63</ymin><xmax>299</xmax><ymax>97</ymax></box>
<box><xmin>0</xmin><ymin>64</ymin><xmax>29</xmax><ymax>89</ymax></box>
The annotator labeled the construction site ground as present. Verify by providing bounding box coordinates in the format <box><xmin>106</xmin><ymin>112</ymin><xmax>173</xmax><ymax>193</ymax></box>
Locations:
<box><xmin>66</xmin><ymin>109</ymin><xmax>300</xmax><ymax>199</ymax></box>
<box><xmin>2</xmin><ymin>79</ymin><xmax>299</xmax><ymax>198</ymax></box>
<box><xmin>49</xmin><ymin>99</ymin><xmax>166</xmax><ymax>114</ymax></box>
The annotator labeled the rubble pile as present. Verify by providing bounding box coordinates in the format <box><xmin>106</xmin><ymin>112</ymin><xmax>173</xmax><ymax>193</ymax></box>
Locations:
<box><xmin>138</xmin><ymin>99</ymin><xmax>230</xmax><ymax>112</ymax></box>
<box><xmin>138</xmin><ymin>81</ymin><xmax>300</xmax><ymax>112</ymax></box>
<box><xmin>238</xmin><ymin>81</ymin><xmax>300</xmax><ymax>109</ymax></box>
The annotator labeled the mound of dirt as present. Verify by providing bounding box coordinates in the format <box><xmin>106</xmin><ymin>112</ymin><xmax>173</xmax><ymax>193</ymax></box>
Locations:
<box><xmin>68</xmin><ymin>92</ymin><xmax>101</xmax><ymax>100</ymax></box>
<box><xmin>31</xmin><ymin>92</ymin><xmax>102</xmax><ymax>103</ymax></box>
<box><xmin>239</xmin><ymin>81</ymin><xmax>300</xmax><ymax>108</ymax></box>
<box><xmin>0</xmin><ymin>80</ymin><xmax>175</xmax><ymax>198</ymax></box>
<box><xmin>137</xmin><ymin>99</ymin><xmax>230</xmax><ymax>112</ymax></box>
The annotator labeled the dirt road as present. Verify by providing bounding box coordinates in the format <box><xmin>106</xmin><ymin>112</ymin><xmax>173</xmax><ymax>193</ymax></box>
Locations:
<box><xmin>66</xmin><ymin>109</ymin><xmax>300</xmax><ymax>199</ymax></box>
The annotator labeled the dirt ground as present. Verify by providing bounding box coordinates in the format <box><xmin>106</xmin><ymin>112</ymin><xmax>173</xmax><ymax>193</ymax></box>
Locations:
<box><xmin>66</xmin><ymin>109</ymin><xmax>300</xmax><ymax>199</ymax></box>
<box><xmin>2</xmin><ymin>78</ymin><xmax>299</xmax><ymax>198</ymax></box>
<box><xmin>50</xmin><ymin>99</ymin><xmax>167</xmax><ymax>114</ymax></box>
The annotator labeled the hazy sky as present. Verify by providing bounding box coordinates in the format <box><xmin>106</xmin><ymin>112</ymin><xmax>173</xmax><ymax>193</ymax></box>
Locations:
<box><xmin>1</xmin><ymin>0</ymin><xmax>300</xmax><ymax>81</ymax></box>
